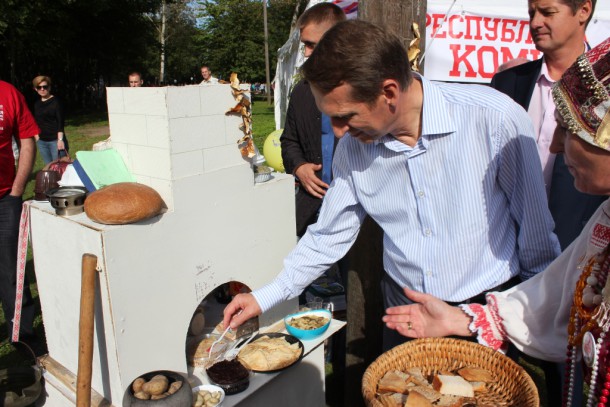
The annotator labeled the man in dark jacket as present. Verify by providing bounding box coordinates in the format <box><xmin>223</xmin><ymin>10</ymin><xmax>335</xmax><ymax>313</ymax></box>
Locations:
<box><xmin>280</xmin><ymin>3</ymin><xmax>346</xmax><ymax>237</ymax></box>
<box><xmin>491</xmin><ymin>0</ymin><xmax>603</xmax><ymax>250</ymax></box>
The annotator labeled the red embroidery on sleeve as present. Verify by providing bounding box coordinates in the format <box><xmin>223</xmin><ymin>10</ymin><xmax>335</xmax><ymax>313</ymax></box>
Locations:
<box><xmin>591</xmin><ymin>223</ymin><xmax>610</xmax><ymax>249</ymax></box>
<box><xmin>461</xmin><ymin>294</ymin><xmax>508</xmax><ymax>352</ymax></box>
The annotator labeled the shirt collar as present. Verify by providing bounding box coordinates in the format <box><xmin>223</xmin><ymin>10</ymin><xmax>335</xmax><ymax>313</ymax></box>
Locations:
<box><xmin>417</xmin><ymin>73</ymin><xmax>456</xmax><ymax>138</ymax></box>
<box><xmin>537</xmin><ymin>58</ymin><xmax>555</xmax><ymax>85</ymax></box>
<box><xmin>373</xmin><ymin>74</ymin><xmax>455</xmax><ymax>152</ymax></box>
<box><xmin>538</xmin><ymin>42</ymin><xmax>588</xmax><ymax>84</ymax></box>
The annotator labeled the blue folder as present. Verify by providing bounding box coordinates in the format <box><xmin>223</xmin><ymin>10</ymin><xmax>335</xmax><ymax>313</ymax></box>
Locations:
<box><xmin>72</xmin><ymin>159</ymin><xmax>96</xmax><ymax>192</ymax></box>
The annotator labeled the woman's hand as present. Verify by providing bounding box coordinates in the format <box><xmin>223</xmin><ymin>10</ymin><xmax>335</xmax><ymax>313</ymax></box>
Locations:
<box><xmin>382</xmin><ymin>287</ymin><xmax>474</xmax><ymax>339</ymax></box>
<box><xmin>57</xmin><ymin>138</ymin><xmax>65</xmax><ymax>151</ymax></box>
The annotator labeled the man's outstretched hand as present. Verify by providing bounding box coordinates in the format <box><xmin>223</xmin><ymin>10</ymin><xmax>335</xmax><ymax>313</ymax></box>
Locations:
<box><xmin>382</xmin><ymin>287</ymin><xmax>474</xmax><ymax>338</ymax></box>
<box><xmin>222</xmin><ymin>293</ymin><xmax>262</xmax><ymax>329</ymax></box>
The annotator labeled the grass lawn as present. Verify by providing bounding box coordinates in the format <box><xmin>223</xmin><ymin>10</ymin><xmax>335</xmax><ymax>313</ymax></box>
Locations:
<box><xmin>251</xmin><ymin>97</ymin><xmax>277</xmax><ymax>155</ymax></box>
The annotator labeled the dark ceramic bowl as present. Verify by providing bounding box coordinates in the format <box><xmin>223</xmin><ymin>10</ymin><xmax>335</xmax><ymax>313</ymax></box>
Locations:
<box><xmin>34</xmin><ymin>170</ymin><xmax>60</xmax><ymax>201</ymax></box>
<box><xmin>122</xmin><ymin>370</ymin><xmax>192</xmax><ymax>407</ymax></box>
<box><xmin>0</xmin><ymin>365</ymin><xmax>42</xmax><ymax>407</ymax></box>
<box><xmin>205</xmin><ymin>360</ymin><xmax>250</xmax><ymax>395</ymax></box>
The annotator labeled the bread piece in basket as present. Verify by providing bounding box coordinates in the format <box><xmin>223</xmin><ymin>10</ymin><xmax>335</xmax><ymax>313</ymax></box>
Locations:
<box><xmin>377</xmin><ymin>370</ymin><xmax>411</xmax><ymax>394</ymax></box>
<box><xmin>432</xmin><ymin>375</ymin><xmax>474</xmax><ymax>397</ymax></box>
<box><xmin>404</xmin><ymin>390</ymin><xmax>432</xmax><ymax>407</ymax></box>
<box><xmin>436</xmin><ymin>394</ymin><xmax>475</xmax><ymax>407</ymax></box>
<box><xmin>457</xmin><ymin>367</ymin><xmax>495</xmax><ymax>383</ymax></box>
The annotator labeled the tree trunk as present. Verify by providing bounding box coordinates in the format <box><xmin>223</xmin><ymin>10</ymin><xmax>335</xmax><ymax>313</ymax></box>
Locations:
<box><xmin>359</xmin><ymin>0</ymin><xmax>427</xmax><ymax>73</ymax></box>
<box><xmin>343</xmin><ymin>217</ymin><xmax>384</xmax><ymax>407</ymax></box>
<box><xmin>341</xmin><ymin>2</ymin><xmax>428</xmax><ymax>406</ymax></box>
<box><xmin>159</xmin><ymin>0</ymin><xmax>167</xmax><ymax>84</ymax></box>
<box><xmin>263</xmin><ymin>0</ymin><xmax>272</xmax><ymax>105</ymax></box>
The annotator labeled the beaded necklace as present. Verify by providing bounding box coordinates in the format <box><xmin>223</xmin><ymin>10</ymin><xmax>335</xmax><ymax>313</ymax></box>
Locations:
<box><xmin>565</xmin><ymin>244</ymin><xmax>610</xmax><ymax>407</ymax></box>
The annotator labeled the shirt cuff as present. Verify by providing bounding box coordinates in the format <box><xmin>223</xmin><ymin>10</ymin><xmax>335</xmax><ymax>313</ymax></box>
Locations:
<box><xmin>460</xmin><ymin>295</ymin><xmax>508</xmax><ymax>353</ymax></box>
<box><xmin>252</xmin><ymin>280</ymin><xmax>289</xmax><ymax>313</ymax></box>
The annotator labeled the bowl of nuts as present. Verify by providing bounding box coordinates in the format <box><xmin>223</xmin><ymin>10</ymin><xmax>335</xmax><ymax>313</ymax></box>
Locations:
<box><xmin>192</xmin><ymin>384</ymin><xmax>225</xmax><ymax>407</ymax></box>
<box><xmin>284</xmin><ymin>308</ymin><xmax>332</xmax><ymax>340</ymax></box>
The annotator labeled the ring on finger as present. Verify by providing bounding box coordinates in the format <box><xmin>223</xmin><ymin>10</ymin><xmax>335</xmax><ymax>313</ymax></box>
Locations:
<box><xmin>407</xmin><ymin>321</ymin><xmax>413</xmax><ymax>330</ymax></box>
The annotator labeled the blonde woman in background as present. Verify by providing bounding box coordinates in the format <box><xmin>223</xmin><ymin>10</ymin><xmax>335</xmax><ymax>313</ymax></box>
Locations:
<box><xmin>32</xmin><ymin>75</ymin><xmax>68</xmax><ymax>164</ymax></box>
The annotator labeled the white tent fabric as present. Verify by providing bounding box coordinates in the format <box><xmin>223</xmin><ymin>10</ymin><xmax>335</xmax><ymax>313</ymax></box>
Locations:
<box><xmin>273</xmin><ymin>11</ymin><xmax>309</xmax><ymax>131</ymax></box>
<box><xmin>274</xmin><ymin>0</ymin><xmax>357</xmax><ymax>129</ymax></box>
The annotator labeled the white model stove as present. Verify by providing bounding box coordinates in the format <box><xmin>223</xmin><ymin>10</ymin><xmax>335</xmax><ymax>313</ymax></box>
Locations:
<box><xmin>28</xmin><ymin>84</ymin><xmax>304</xmax><ymax>406</ymax></box>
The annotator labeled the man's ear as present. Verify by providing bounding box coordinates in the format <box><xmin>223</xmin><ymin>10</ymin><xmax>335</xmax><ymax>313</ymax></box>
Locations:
<box><xmin>578</xmin><ymin>0</ymin><xmax>593</xmax><ymax>25</ymax></box>
<box><xmin>381</xmin><ymin>79</ymin><xmax>400</xmax><ymax>106</ymax></box>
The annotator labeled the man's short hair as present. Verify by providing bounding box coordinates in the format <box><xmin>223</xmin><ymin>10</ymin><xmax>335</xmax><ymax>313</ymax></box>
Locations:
<box><xmin>548</xmin><ymin>0</ymin><xmax>596</xmax><ymax>26</ymax></box>
<box><xmin>129</xmin><ymin>71</ymin><xmax>142</xmax><ymax>78</ymax></box>
<box><xmin>301</xmin><ymin>20</ymin><xmax>412</xmax><ymax>106</ymax></box>
<box><xmin>200</xmin><ymin>65</ymin><xmax>211</xmax><ymax>71</ymax></box>
<box><xmin>298</xmin><ymin>2</ymin><xmax>346</xmax><ymax>30</ymax></box>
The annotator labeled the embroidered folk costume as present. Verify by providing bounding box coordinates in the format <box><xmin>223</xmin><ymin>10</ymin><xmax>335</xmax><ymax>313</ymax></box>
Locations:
<box><xmin>461</xmin><ymin>37</ymin><xmax>610</xmax><ymax>406</ymax></box>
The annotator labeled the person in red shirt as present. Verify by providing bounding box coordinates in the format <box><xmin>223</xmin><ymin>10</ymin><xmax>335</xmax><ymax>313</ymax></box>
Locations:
<box><xmin>0</xmin><ymin>80</ymin><xmax>40</xmax><ymax>346</ymax></box>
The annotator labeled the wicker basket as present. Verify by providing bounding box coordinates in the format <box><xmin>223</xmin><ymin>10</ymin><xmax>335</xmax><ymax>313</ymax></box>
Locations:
<box><xmin>362</xmin><ymin>338</ymin><xmax>539</xmax><ymax>406</ymax></box>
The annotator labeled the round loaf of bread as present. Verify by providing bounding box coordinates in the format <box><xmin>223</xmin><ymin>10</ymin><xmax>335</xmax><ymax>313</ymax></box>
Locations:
<box><xmin>84</xmin><ymin>182</ymin><xmax>165</xmax><ymax>225</ymax></box>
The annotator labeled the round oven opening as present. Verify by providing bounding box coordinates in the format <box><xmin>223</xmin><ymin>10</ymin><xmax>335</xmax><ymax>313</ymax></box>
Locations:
<box><xmin>184</xmin><ymin>281</ymin><xmax>258</xmax><ymax>369</ymax></box>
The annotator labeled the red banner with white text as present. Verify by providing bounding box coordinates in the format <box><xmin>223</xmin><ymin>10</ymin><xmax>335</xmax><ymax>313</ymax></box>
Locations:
<box><xmin>424</xmin><ymin>1</ymin><xmax>610</xmax><ymax>83</ymax></box>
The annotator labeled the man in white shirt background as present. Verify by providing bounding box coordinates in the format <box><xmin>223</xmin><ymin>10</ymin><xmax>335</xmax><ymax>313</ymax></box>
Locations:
<box><xmin>200</xmin><ymin>64</ymin><xmax>219</xmax><ymax>84</ymax></box>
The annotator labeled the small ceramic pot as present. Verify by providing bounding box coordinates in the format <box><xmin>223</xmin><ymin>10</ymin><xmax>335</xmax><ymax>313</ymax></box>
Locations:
<box><xmin>34</xmin><ymin>170</ymin><xmax>60</xmax><ymax>201</ymax></box>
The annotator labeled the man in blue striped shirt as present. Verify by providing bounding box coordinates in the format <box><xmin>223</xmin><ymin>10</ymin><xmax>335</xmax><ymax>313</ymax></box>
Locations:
<box><xmin>224</xmin><ymin>20</ymin><xmax>561</xmax><ymax>348</ymax></box>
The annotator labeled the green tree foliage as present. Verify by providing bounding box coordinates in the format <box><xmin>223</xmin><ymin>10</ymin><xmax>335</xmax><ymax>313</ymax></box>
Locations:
<box><xmin>0</xmin><ymin>0</ymin><xmax>160</xmax><ymax>106</ymax></box>
<box><xmin>0</xmin><ymin>0</ymin><xmax>303</xmax><ymax>108</ymax></box>
<box><xmin>143</xmin><ymin>0</ymin><xmax>202</xmax><ymax>85</ymax></box>
<box><xmin>163</xmin><ymin>2</ymin><xmax>202</xmax><ymax>85</ymax></box>
<box><xmin>195</xmin><ymin>0</ymin><xmax>307</xmax><ymax>83</ymax></box>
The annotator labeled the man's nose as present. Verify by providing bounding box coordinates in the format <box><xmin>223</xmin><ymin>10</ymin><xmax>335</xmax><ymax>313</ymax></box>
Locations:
<box><xmin>549</xmin><ymin>127</ymin><xmax>565</xmax><ymax>154</ymax></box>
<box><xmin>331</xmin><ymin>121</ymin><xmax>349</xmax><ymax>138</ymax></box>
<box><xmin>529</xmin><ymin>12</ymin><xmax>543</xmax><ymax>29</ymax></box>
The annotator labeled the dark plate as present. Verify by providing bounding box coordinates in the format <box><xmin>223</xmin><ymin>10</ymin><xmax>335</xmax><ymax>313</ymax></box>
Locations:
<box><xmin>238</xmin><ymin>332</ymin><xmax>304</xmax><ymax>374</ymax></box>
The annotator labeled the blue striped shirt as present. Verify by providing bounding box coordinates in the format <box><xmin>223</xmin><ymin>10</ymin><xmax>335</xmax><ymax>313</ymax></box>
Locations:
<box><xmin>254</xmin><ymin>75</ymin><xmax>561</xmax><ymax>311</ymax></box>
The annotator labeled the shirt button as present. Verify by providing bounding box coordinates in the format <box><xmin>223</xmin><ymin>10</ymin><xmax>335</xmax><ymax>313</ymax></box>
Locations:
<box><xmin>424</xmin><ymin>229</ymin><xmax>432</xmax><ymax>236</ymax></box>
<box><xmin>418</xmin><ymin>190</ymin><xmax>425</xmax><ymax>197</ymax></box>
<box><xmin>426</xmin><ymin>270</ymin><xmax>433</xmax><ymax>277</ymax></box>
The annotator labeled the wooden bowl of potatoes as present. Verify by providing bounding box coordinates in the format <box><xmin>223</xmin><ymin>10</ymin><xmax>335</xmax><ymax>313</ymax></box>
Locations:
<box><xmin>123</xmin><ymin>370</ymin><xmax>192</xmax><ymax>407</ymax></box>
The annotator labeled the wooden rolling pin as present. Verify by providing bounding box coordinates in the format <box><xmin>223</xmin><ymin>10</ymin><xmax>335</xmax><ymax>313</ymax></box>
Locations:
<box><xmin>76</xmin><ymin>253</ymin><xmax>98</xmax><ymax>407</ymax></box>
